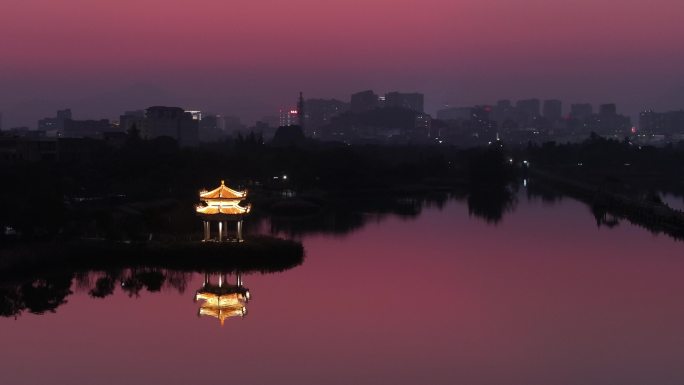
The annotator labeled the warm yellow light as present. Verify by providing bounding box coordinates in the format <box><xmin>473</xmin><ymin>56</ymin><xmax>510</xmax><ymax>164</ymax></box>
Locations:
<box><xmin>196</xmin><ymin>181</ymin><xmax>250</xmax><ymax>217</ymax></box>
<box><xmin>199</xmin><ymin>305</ymin><xmax>246</xmax><ymax>326</ymax></box>
<box><xmin>195</xmin><ymin>292</ymin><xmax>247</xmax><ymax>307</ymax></box>
<box><xmin>196</xmin><ymin>291</ymin><xmax>248</xmax><ymax>325</ymax></box>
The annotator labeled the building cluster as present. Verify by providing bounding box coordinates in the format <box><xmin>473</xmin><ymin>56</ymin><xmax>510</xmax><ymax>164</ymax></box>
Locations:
<box><xmin>30</xmin><ymin>106</ymin><xmax>202</xmax><ymax>145</ymax></box>
<box><xmin>272</xmin><ymin>90</ymin><xmax>426</xmax><ymax>139</ymax></box>
<box><xmin>639</xmin><ymin>110</ymin><xmax>684</xmax><ymax>140</ymax></box>
<box><xmin>350</xmin><ymin>90</ymin><xmax>424</xmax><ymax>113</ymax></box>
<box><xmin>0</xmin><ymin>104</ymin><xmax>258</xmax><ymax>163</ymax></box>
<box><xmin>1</xmin><ymin>106</ymin><xmax>204</xmax><ymax>163</ymax></box>
<box><xmin>434</xmin><ymin>99</ymin><xmax>637</xmax><ymax>146</ymax></box>
<box><xmin>1</xmin><ymin>91</ymin><xmax>683</xmax><ymax>159</ymax></box>
<box><xmin>282</xmin><ymin>93</ymin><xmax>680</xmax><ymax>146</ymax></box>
<box><xmin>270</xmin><ymin>90</ymin><xmax>426</xmax><ymax>142</ymax></box>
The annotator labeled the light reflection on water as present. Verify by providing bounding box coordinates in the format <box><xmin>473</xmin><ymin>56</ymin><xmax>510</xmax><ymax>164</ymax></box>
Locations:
<box><xmin>2</xmin><ymin>188</ymin><xmax>684</xmax><ymax>385</ymax></box>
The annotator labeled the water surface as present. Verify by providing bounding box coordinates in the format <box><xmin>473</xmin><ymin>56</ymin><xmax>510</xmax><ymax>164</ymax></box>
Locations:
<box><xmin>2</xmin><ymin>190</ymin><xmax>684</xmax><ymax>385</ymax></box>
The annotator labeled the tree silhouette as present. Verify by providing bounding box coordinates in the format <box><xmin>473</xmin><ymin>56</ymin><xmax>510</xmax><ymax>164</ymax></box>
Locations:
<box><xmin>89</xmin><ymin>276</ymin><xmax>116</xmax><ymax>298</ymax></box>
<box><xmin>21</xmin><ymin>275</ymin><xmax>73</xmax><ymax>314</ymax></box>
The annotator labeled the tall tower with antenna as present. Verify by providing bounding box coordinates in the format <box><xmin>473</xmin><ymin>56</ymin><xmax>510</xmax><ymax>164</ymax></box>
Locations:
<box><xmin>297</xmin><ymin>91</ymin><xmax>305</xmax><ymax>130</ymax></box>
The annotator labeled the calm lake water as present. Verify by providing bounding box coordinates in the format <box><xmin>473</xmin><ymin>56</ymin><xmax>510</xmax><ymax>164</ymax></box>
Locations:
<box><xmin>2</xmin><ymin>188</ymin><xmax>684</xmax><ymax>385</ymax></box>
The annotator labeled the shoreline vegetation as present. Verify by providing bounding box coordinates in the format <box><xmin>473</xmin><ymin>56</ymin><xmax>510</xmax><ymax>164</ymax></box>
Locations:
<box><xmin>1</xmin><ymin>132</ymin><xmax>684</xmax><ymax>246</ymax></box>
<box><xmin>0</xmin><ymin>234</ymin><xmax>304</xmax><ymax>318</ymax></box>
<box><xmin>2</xmin><ymin>134</ymin><xmax>684</xmax><ymax>318</ymax></box>
<box><xmin>525</xmin><ymin>134</ymin><xmax>684</xmax><ymax>240</ymax></box>
<box><xmin>529</xmin><ymin>168</ymin><xmax>684</xmax><ymax>240</ymax></box>
<box><xmin>0</xmin><ymin>235</ymin><xmax>305</xmax><ymax>281</ymax></box>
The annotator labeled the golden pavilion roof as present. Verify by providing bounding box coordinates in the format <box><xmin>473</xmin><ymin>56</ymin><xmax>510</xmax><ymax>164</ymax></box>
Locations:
<box><xmin>196</xmin><ymin>180</ymin><xmax>251</xmax><ymax>217</ymax></box>
<box><xmin>196</xmin><ymin>205</ymin><xmax>251</xmax><ymax>215</ymax></box>
<box><xmin>200</xmin><ymin>180</ymin><xmax>247</xmax><ymax>201</ymax></box>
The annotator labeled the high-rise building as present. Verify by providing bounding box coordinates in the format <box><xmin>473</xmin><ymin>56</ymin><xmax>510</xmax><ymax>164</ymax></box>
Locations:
<box><xmin>491</xmin><ymin>100</ymin><xmax>515</xmax><ymax>123</ymax></box>
<box><xmin>436</xmin><ymin>107</ymin><xmax>473</xmax><ymax>121</ymax></box>
<box><xmin>639</xmin><ymin>110</ymin><xmax>663</xmax><ymax>135</ymax></box>
<box><xmin>120</xmin><ymin>110</ymin><xmax>145</xmax><ymax>133</ymax></box>
<box><xmin>351</xmin><ymin>90</ymin><xmax>378</xmax><ymax>113</ymax></box>
<box><xmin>588</xmin><ymin>103</ymin><xmax>630</xmax><ymax>137</ymax></box>
<box><xmin>515</xmin><ymin>99</ymin><xmax>541</xmax><ymax>118</ymax></box>
<box><xmin>38</xmin><ymin>108</ymin><xmax>73</xmax><ymax>136</ymax></box>
<box><xmin>279</xmin><ymin>108</ymin><xmax>299</xmax><ymax>127</ymax></box>
<box><xmin>543</xmin><ymin>100</ymin><xmax>562</xmax><ymax>121</ymax></box>
<box><xmin>198</xmin><ymin>114</ymin><xmax>223</xmax><ymax>142</ymax></box>
<box><xmin>663</xmin><ymin>110</ymin><xmax>684</xmax><ymax>136</ymax></box>
<box><xmin>305</xmin><ymin>98</ymin><xmax>349</xmax><ymax>137</ymax></box>
<box><xmin>63</xmin><ymin>119</ymin><xmax>112</xmax><ymax>138</ymax></box>
<box><xmin>377</xmin><ymin>95</ymin><xmax>387</xmax><ymax>108</ymax></box>
<box><xmin>297</xmin><ymin>92</ymin><xmax>305</xmax><ymax>129</ymax></box>
<box><xmin>385</xmin><ymin>92</ymin><xmax>424</xmax><ymax>112</ymax></box>
<box><xmin>639</xmin><ymin>109</ymin><xmax>684</xmax><ymax>136</ymax></box>
<box><xmin>186</xmin><ymin>110</ymin><xmax>203</xmax><ymax>121</ymax></box>
<box><xmin>38</xmin><ymin>117</ymin><xmax>58</xmax><ymax>132</ymax></box>
<box><xmin>143</xmin><ymin>106</ymin><xmax>198</xmax><ymax>147</ymax></box>
<box><xmin>497</xmin><ymin>100</ymin><xmax>512</xmax><ymax>109</ymax></box>
<box><xmin>570</xmin><ymin>103</ymin><xmax>593</xmax><ymax>120</ymax></box>
<box><xmin>57</xmin><ymin>109</ymin><xmax>72</xmax><ymax>122</ymax></box>
<box><xmin>220</xmin><ymin>115</ymin><xmax>246</xmax><ymax>133</ymax></box>
<box><xmin>277</xmin><ymin>93</ymin><xmax>308</xmax><ymax>130</ymax></box>
<box><xmin>414</xmin><ymin>114</ymin><xmax>432</xmax><ymax>137</ymax></box>
<box><xmin>599</xmin><ymin>103</ymin><xmax>617</xmax><ymax>116</ymax></box>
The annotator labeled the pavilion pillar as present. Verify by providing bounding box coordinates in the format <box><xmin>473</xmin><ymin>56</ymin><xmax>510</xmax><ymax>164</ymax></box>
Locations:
<box><xmin>203</xmin><ymin>221</ymin><xmax>209</xmax><ymax>241</ymax></box>
<box><xmin>237</xmin><ymin>220</ymin><xmax>243</xmax><ymax>242</ymax></box>
<box><xmin>236</xmin><ymin>273</ymin><xmax>242</xmax><ymax>287</ymax></box>
<box><xmin>218</xmin><ymin>221</ymin><xmax>223</xmax><ymax>242</ymax></box>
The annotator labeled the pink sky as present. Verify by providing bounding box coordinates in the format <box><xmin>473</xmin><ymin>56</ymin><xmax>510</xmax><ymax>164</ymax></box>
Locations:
<box><xmin>1</xmin><ymin>0</ymin><xmax>683</xmax><ymax>126</ymax></box>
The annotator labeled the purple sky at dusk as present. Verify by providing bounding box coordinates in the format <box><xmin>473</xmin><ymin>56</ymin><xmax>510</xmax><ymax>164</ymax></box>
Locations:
<box><xmin>1</xmin><ymin>0</ymin><xmax>683</xmax><ymax>127</ymax></box>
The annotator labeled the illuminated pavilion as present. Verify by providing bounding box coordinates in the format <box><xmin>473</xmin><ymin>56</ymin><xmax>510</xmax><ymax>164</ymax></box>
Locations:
<box><xmin>196</xmin><ymin>180</ymin><xmax>251</xmax><ymax>242</ymax></box>
<box><xmin>195</xmin><ymin>273</ymin><xmax>250</xmax><ymax>326</ymax></box>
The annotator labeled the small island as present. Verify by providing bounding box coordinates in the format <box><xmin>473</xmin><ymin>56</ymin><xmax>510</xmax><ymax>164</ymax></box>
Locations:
<box><xmin>0</xmin><ymin>181</ymin><xmax>304</xmax><ymax>280</ymax></box>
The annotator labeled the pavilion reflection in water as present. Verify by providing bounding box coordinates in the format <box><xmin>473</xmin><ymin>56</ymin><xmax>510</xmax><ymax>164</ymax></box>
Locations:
<box><xmin>195</xmin><ymin>273</ymin><xmax>250</xmax><ymax>326</ymax></box>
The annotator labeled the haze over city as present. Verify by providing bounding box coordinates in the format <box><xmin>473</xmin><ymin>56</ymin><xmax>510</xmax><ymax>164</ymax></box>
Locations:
<box><xmin>2</xmin><ymin>0</ymin><xmax>683</xmax><ymax>127</ymax></box>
